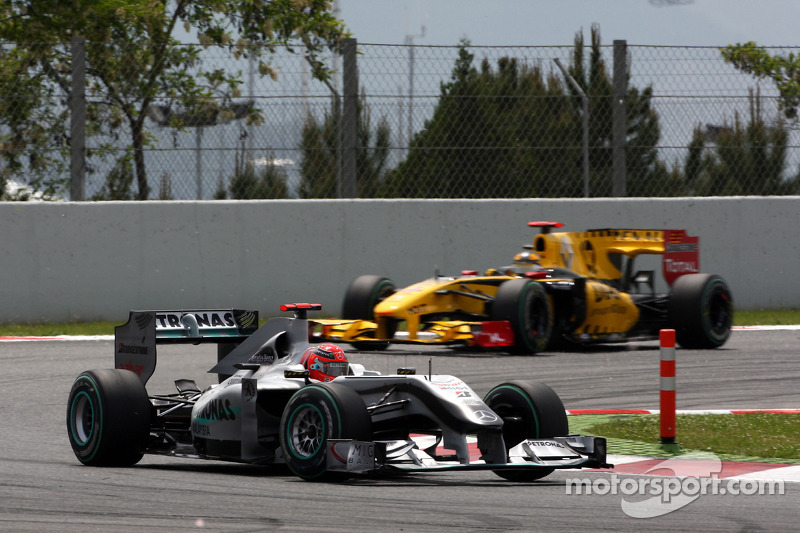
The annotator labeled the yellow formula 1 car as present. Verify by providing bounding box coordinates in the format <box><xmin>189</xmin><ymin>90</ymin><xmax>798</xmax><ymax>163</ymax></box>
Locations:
<box><xmin>314</xmin><ymin>222</ymin><xmax>733</xmax><ymax>354</ymax></box>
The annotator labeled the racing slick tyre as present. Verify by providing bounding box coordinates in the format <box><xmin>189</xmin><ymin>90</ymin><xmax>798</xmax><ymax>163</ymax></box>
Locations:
<box><xmin>341</xmin><ymin>275</ymin><xmax>397</xmax><ymax>351</ymax></box>
<box><xmin>668</xmin><ymin>273</ymin><xmax>733</xmax><ymax>349</ymax></box>
<box><xmin>491</xmin><ymin>278</ymin><xmax>553</xmax><ymax>354</ymax></box>
<box><xmin>66</xmin><ymin>369</ymin><xmax>152</xmax><ymax>466</ymax></box>
<box><xmin>280</xmin><ymin>383</ymin><xmax>372</xmax><ymax>481</ymax></box>
<box><xmin>483</xmin><ymin>380</ymin><xmax>569</xmax><ymax>481</ymax></box>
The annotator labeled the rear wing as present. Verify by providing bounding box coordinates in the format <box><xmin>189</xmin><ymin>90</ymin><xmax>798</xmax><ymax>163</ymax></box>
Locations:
<box><xmin>530</xmin><ymin>225</ymin><xmax>699</xmax><ymax>285</ymax></box>
<box><xmin>662</xmin><ymin>229</ymin><xmax>700</xmax><ymax>285</ymax></box>
<box><xmin>114</xmin><ymin>309</ymin><xmax>258</xmax><ymax>385</ymax></box>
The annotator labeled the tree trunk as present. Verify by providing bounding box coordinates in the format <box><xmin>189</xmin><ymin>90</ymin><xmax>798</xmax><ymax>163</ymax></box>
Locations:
<box><xmin>131</xmin><ymin>118</ymin><xmax>149</xmax><ymax>200</ymax></box>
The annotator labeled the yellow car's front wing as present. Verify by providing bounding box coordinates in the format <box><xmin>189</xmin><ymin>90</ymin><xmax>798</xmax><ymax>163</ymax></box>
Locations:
<box><xmin>312</xmin><ymin>318</ymin><xmax>515</xmax><ymax>347</ymax></box>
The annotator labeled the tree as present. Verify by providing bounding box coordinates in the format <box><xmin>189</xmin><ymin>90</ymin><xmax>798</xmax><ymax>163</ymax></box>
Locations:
<box><xmin>216</xmin><ymin>143</ymin><xmax>289</xmax><ymax>199</ymax></box>
<box><xmin>722</xmin><ymin>42</ymin><xmax>800</xmax><ymax>119</ymax></box>
<box><xmin>0</xmin><ymin>40</ymin><xmax>69</xmax><ymax>200</ymax></box>
<box><xmin>90</xmin><ymin>154</ymin><xmax>135</xmax><ymax>200</ymax></box>
<box><xmin>298</xmin><ymin>90</ymin><xmax>391</xmax><ymax>198</ymax></box>
<box><xmin>680</xmin><ymin>90</ymin><xmax>800</xmax><ymax>196</ymax></box>
<box><xmin>383</xmin><ymin>44</ymin><xmax>551</xmax><ymax>198</ymax></box>
<box><xmin>716</xmin><ymin>43</ymin><xmax>800</xmax><ymax>194</ymax></box>
<box><xmin>548</xmin><ymin>25</ymin><xmax>671</xmax><ymax>196</ymax></box>
<box><xmin>0</xmin><ymin>0</ymin><xmax>347</xmax><ymax>200</ymax></box>
<box><xmin>384</xmin><ymin>27</ymin><xmax>667</xmax><ymax>198</ymax></box>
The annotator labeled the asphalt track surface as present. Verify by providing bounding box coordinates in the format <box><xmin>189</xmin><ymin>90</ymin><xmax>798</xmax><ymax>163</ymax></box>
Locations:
<box><xmin>2</xmin><ymin>328</ymin><xmax>799</xmax><ymax>532</ymax></box>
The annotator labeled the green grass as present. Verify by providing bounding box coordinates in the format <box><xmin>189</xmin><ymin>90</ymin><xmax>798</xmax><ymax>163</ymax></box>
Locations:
<box><xmin>735</xmin><ymin>308</ymin><xmax>800</xmax><ymax>326</ymax></box>
<box><xmin>0</xmin><ymin>321</ymin><xmax>119</xmax><ymax>336</ymax></box>
<box><xmin>587</xmin><ymin>413</ymin><xmax>800</xmax><ymax>461</ymax></box>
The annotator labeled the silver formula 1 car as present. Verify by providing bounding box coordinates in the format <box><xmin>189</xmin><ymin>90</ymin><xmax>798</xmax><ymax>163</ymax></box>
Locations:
<box><xmin>67</xmin><ymin>304</ymin><xmax>609</xmax><ymax>481</ymax></box>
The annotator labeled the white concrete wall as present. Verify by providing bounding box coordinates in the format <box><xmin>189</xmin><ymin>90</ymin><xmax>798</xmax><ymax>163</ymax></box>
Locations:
<box><xmin>2</xmin><ymin>197</ymin><xmax>798</xmax><ymax>323</ymax></box>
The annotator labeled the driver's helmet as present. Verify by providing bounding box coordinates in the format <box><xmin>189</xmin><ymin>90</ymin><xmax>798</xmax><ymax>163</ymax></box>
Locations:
<box><xmin>302</xmin><ymin>344</ymin><xmax>349</xmax><ymax>382</ymax></box>
<box><xmin>513</xmin><ymin>251</ymin><xmax>541</xmax><ymax>271</ymax></box>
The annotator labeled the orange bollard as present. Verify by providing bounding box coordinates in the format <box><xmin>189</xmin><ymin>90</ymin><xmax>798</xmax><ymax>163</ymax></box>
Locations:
<box><xmin>659</xmin><ymin>329</ymin><xmax>677</xmax><ymax>444</ymax></box>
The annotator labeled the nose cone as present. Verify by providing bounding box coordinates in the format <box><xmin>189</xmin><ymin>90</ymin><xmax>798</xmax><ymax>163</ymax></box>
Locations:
<box><xmin>373</xmin><ymin>278</ymin><xmax>444</xmax><ymax>317</ymax></box>
<box><xmin>469</xmin><ymin>407</ymin><xmax>504</xmax><ymax>429</ymax></box>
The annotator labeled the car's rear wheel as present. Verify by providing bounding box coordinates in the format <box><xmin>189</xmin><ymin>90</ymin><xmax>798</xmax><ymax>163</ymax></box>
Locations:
<box><xmin>66</xmin><ymin>369</ymin><xmax>152</xmax><ymax>466</ymax></box>
<box><xmin>491</xmin><ymin>278</ymin><xmax>553</xmax><ymax>354</ymax></box>
<box><xmin>342</xmin><ymin>275</ymin><xmax>397</xmax><ymax>350</ymax></box>
<box><xmin>483</xmin><ymin>380</ymin><xmax>568</xmax><ymax>481</ymax></box>
<box><xmin>280</xmin><ymin>383</ymin><xmax>372</xmax><ymax>481</ymax></box>
<box><xmin>668</xmin><ymin>273</ymin><xmax>733</xmax><ymax>349</ymax></box>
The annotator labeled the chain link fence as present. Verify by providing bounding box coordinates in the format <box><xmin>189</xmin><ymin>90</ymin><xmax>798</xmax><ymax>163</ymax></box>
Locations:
<box><xmin>2</xmin><ymin>37</ymin><xmax>799</xmax><ymax>200</ymax></box>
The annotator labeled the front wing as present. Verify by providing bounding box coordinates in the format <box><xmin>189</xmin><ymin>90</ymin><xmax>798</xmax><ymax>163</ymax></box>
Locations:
<box><xmin>327</xmin><ymin>435</ymin><xmax>611</xmax><ymax>475</ymax></box>
<box><xmin>313</xmin><ymin>318</ymin><xmax>515</xmax><ymax>348</ymax></box>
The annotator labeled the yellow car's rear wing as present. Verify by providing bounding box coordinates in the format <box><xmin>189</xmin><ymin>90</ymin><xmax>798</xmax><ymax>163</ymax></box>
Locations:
<box><xmin>528</xmin><ymin>222</ymin><xmax>699</xmax><ymax>284</ymax></box>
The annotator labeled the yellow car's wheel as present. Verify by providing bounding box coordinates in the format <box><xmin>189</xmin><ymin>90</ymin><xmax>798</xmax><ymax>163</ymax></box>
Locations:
<box><xmin>492</xmin><ymin>279</ymin><xmax>553</xmax><ymax>354</ymax></box>
<box><xmin>669</xmin><ymin>273</ymin><xmax>733</xmax><ymax>348</ymax></box>
<box><xmin>342</xmin><ymin>275</ymin><xmax>397</xmax><ymax>350</ymax></box>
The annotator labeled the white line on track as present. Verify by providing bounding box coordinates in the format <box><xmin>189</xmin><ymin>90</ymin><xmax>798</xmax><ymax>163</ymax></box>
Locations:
<box><xmin>0</xmin><ymin>335</ymin><xmax>114</xmax><ymax>342</ymax></box>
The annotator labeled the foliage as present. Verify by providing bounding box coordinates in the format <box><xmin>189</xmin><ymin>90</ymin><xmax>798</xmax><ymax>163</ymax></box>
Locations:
<box><xmin>0</xmin><ymin>0</ymin><xmax>348</xmax><ymax>200</ymax></box>
<box><xmin>713</xmin><ymin>42</ymin><xmax>800</xmax><ymax>195</ymax></box>
<box><xmin>722</xmin><ymin>42</ymin><xmax>800</xmax><ymax>119</ymax></box>
<box><xmin>90</xmin><ymin>155</ymin><xmax>135</xmax><ymax>200</ymax></box>
<box><xmin>216</xmin><ymin>145</ymin><xmax>289</xmax><ymax>199</ymax></box>
<box><xmin>158</xmin><ymin>172</ymin><xmax>174</xmax><ymax>200</ymax></box>
<box><xmin>384</xmin><ymin>26</ymin><xmax>668</xmax><ymax>198</ymax></box>
<box><xmin>568</xmin><ymin>26</ymin><xmax>672</xmax><ymax>197</ymax></box>
<box><xmin>0</xmin><ymin>41</ymin><xmax>69</xmax><ymax>200</ymax></box>
<box><xmin>680</xmin><ymin>90</ymin><xmax>800</xmax><ymax>195</ymax></box>
<box><xmin>298</xmin><ymin>90</ymin><xmax>391</xmax><ymax>198</ymax></box>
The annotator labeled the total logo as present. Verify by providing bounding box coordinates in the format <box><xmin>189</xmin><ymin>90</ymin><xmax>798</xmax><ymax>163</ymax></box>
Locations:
<box><xmin>664</xmin><ymin>259</ymin><xmax>699</xmax><ymax>273</ymax></box>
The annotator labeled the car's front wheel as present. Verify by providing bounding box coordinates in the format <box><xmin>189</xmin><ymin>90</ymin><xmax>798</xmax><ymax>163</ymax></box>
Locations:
<box><xmin>483</xmin><ymin>380</ymin><xmax>568</xmax><ymax>481</ymax></box>
<box><xmin>66</xmin><ymin>369</ymin><xmax>152</xmax><ymax>466</ymax></box>
<box><xmin>279</xmin><ymin>383</ymin><xmax>372</xmax><ymax>481</ymax></box>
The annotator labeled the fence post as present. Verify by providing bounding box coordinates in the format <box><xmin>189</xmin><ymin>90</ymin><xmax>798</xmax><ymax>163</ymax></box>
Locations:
<box><xmin>341</xmin><ymin>38</ymin><xmax>358</xmax><ymax>198</ymax></box>
<box><xmin>659</xmin><ymin>328</ymin><xmax>678</xmax><ymax>448</ymax></box>
<box><xmin>612</xmin><ymin>39</ymin><xmax>627</xmax><ymax>197</ymax></box>
<box><xmin>70</xmin><ymin>37</ymin><xmax>86</xmax><ymax>201</ymax></box>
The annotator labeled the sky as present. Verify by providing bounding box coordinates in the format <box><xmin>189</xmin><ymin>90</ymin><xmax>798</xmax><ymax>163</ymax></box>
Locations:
<box><xmin>335</xmin><ymin>0</ymin><xmax>800</xmax><ymax>47</ymax></box>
